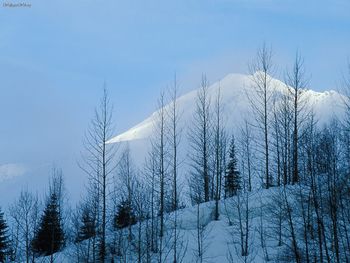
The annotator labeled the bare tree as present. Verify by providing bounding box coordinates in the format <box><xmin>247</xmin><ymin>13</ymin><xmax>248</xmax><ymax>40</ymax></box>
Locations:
<box><xmin>213</xmin><ymin>86</ymin><xmax>227</xmax><ymax>220</ymax></box>
<box><xmin>189</xmin><ymin>74</ymin><xmax>213</xmax><ymax>203</ymax></box>
<box><xmin>226</xmin><ymin>185</ymin><xmax>255</xmax><ymax>263</ymax></box>
<box><xmin>271</xmin><ymin>97</ymin><xmax>282</xmax><ymax>187</ymax></box>
<box><xmin>133</xmin><ymin>177</ymin><xmax>150</xmax><ymax>263</ymax></box>
<box><xmin>192</xmin><ymin>202</ymin><xmax>213</xmax><ymax>263</ymax></box>
<box><xmin>167</xmin><ymin>75</ymin><xmax>183</xmax><ymax>263</ymax></box>
<box><xmin>158</xmin><ymin>92</ymin><xmax>167</xmax><ymax>263</ymax></box>
<box><xmin>144</xmin><ymin>144</ymin><xmax>159</xmax><ymax>255</ymax></box>
<box><xmin>79</xmin><ymin>87</ymin><xmax>117</xmax><ymax>262</ymax></box>
<box><xmin>248</xmin><ymin>44</ymin><xmax>274</xmax><ymax>189</ymax></box>
<box><xmin>285</xmin><ymin>52</ymin><xmax>308</xmax><ymax>184</ymax></box>
<box><xmin>149</xmin><ymin>91</ymin><xmax>171</xmax><ymax>262</ymax></box>
<box><xmin>9</xmin><ymin>189</ymin><xmax>39</xmax><ymax>263</ymax></box>
<box><xmin>239</xmin><ymin>120</ymin><xmax>254</xmax><ymax>192</ymax></box>
<box><xmin>283</xmin><ymin>186</ymin><xmax>302</xmax><ymax>263</ymax></box>
<box><xmin>277</xmin><ymin>90</ymin><xmax>293</xmax><ymax>185</ymax></box>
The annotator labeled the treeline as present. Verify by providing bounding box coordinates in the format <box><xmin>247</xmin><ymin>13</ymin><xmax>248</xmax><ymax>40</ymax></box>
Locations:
<box><xmin>0</xmin><ymin>45</ymin><xmax>350</xmax><ymax>263</ymax></box>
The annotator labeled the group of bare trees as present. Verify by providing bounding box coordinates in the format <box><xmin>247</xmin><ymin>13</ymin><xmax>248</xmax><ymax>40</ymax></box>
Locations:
<box><xmin>246</xmin><ymin>47</ymin><xmax>350</xmax><ymax>263</ymax></box>
<box><xmin>71</xmin><ymin>79</ymin><xmax>189</xmax><ymax>262</ymax></box>
<box><xmin>266</xmin><ymin>116</ymin><xmax>350</xmax><ymax>263</ymax></box>
<box><xmin>223</xmin><ymin>45</ymin><xmax>350</xmax><ymax>263</ymax></box>
<box><xmin>8</xmin><ymin>190</ymin><xmax>39</xmax><ymax>263</ymax></box>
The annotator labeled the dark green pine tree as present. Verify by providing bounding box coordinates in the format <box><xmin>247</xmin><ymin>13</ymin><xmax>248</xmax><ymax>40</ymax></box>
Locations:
<box><xmin>31</xmin><ymin>193</ymin><xmax>65</xmax><ymax>256</ymax></box>
<box><xmin>225</xmin><ymin>136</ymin><xmax>241</xmax><ymax>197</ymax></box>
<box><xmin>76</xmin><ymin>205</ymin><xmax>96</xmax><ymax>243</ymax></box>
<box><xmin>113</xmin><ymin>199</ymin><xmax>136</xmax><ymax>230</ymax></box>
<box><xmin>0</xmin><ymin>207</ymin><xmax>10</xmax><ymax>262</ymax></box>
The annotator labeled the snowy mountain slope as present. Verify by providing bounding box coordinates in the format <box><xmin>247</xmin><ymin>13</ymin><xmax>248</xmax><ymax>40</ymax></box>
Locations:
<box><xmin>109</xmin><ymin>73</ymin><xmax>345</xmax><ymax>144</ymax></box>
<box><xmin>108</xmin><ymin>73</ymin><xmax>346</xmax><ymax>167</ymax></box>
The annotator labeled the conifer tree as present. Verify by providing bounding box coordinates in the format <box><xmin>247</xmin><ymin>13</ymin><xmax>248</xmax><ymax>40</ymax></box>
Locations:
<box><xmin>76</xmin><ymin>205</ymin><xmax>96</xmax><ymax>243</ymax></box>
<box><xmin>0</xmin><ymin>207</ymin><xmax>10</xmax><ymax>262</ymax></box>
<box><xmin>31</xmin><ymin>193</ymin><xmax>65</xmax><ymax>256</ymax></box>
<box><xmin>113</xmin><ymin>199</ymin><xmax>136</xmax><ymax>230</ymax></box>
<box><xmin>225</xmin><ymin>136</ymin><xmax>241</xmax><ymax>197</ymax></box>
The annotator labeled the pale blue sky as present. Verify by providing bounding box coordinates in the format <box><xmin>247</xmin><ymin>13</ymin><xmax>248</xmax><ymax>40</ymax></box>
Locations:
<box><xmin>0</xmin><ymin>0</ymin><xmax>349</xmax><ymax>203</ymax></box>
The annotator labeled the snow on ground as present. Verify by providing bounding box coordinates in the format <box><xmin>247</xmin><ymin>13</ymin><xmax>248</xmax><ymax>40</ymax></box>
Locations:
<box><xmin>33</xmin><ymin>186</ymin><xmax>296</xmax><ymax>263</ymax></box>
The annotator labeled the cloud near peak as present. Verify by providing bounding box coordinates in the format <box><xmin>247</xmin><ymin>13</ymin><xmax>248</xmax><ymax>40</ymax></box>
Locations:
<box><xmin>0</xmin><ymin>163</ymin><xmax>27</xmax><ymax>182</ymax></box>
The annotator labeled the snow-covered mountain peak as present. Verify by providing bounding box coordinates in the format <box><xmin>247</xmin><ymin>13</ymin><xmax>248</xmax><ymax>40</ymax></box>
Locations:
<box><xmin>108</xmin><ymin>73</ymin><xmax>345</xmax><ymax>144</ymax></box>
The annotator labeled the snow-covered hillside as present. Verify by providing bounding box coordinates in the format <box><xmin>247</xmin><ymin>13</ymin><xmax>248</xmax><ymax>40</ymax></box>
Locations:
<box><xmin>109</xmin><ymin>73</ymin><xmax>344</xmax><ymax>145</ymax></box>
<box><xmin>27</xmin><ymin>187</ymin><xmax>291</xmax><ymax>263</ymax></box>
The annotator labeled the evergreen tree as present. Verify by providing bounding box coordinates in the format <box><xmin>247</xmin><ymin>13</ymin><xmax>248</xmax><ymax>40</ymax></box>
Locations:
<box><xmin>225</xmin><ymin>136</ymin><xmax>241</xmax><ymax>197</ymax></box>
<box><xmin>31</xmin><ymin>193</ymin><xmax>65</xmax><ymax>256</ymax></box>
<box><xmin>113</xmin><ymin>200</ymin><xmax>136</xmax><ymax>230</ymax></box>
<box><xmin>76</xmin><ymin>205</ymin><xmax>96</xmax><ymax>243</ymax></box>
<box><xmin>0</xmin><ymin>207</ymin><xmax>10</xmax><ymax>262</ymax></box>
